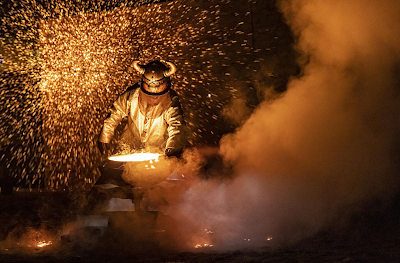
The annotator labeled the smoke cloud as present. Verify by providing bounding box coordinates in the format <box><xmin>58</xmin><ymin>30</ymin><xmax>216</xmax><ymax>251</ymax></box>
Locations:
<box><xmin>167</xmin><ymin>0</ymin><xmax>400</xmax><ymax>248</ymax></box>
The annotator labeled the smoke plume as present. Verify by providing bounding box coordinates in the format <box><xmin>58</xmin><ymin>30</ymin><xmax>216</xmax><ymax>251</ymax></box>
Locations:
<box><xmin>168</xmin><ymin>0</ymin><xmax>400</xmax><ymax>248</ymax></box>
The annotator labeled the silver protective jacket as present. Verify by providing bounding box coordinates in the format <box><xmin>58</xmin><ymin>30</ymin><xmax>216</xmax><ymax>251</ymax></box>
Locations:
<box><xmin>99</xmin><ymin>82</ymin><xmax>185</xmax><ymax>153</ymax></box>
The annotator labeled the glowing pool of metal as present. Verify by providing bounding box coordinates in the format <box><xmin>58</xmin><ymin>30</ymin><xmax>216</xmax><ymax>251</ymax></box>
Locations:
<box><xmin>108</xmin><ymin>152</ymin><xmax>161</xmax><ymax>162</ymax></box>
<box><xmin>37</xmin><ymin>241</ymin><xmax>52</xmax><ymax>248</ymax></box>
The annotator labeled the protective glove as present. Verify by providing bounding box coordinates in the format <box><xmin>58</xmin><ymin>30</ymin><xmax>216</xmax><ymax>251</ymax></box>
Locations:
<box><xmin>97</xmin><ymin>141</ymin><xmax>110</xmax><ymax>155</ymax></box>
<box><xmin>165</xmin><ymin>148</ymin><xmax>182</xmax><ymax>158</ymax></box>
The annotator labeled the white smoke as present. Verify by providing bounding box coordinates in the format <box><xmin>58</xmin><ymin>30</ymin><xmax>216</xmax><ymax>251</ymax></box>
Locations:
<box><xmin>167</xmin><ymin>0</ymin><xmax>400</xmax><ymax>248</ymax></box>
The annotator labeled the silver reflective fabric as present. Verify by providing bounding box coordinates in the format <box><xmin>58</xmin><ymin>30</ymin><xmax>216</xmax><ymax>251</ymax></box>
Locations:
<box><xmin>99</xmin><ymin>85</ymin><xmax>185</xmax><ymax>153</ymax></box>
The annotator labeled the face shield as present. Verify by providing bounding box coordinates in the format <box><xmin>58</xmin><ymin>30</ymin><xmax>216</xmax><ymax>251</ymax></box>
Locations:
<box><xmin>142</xmin><ymin>75</ymin><xmax>168</xmax><ymax>94</ymax></box>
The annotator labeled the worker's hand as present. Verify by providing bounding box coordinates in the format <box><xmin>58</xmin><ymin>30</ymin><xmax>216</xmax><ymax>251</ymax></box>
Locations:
<box><xmin>97</xmin><ymin>141</ymin><xmax>110</xmax><ymax>155</ymax></box>
<box><xmin>165</xmin><ymin>148</ymin><xmax>182</xmax><ymax>158</ymax></box>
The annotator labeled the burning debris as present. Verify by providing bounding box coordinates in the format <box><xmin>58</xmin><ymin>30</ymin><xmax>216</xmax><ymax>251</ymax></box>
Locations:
<box><xmin>35</xmin><ymin>240</ymin><xmax>53</xmax><ymax>248</ymax></box>
<box><xmin>194</xmin><ymin>243</ymin><xmax>213</xmax><ymax>249</ymax></box>
<box><xmin>0</xmin><ymin>228</ymin><xmax>56</xmax><ymax>254</ymax></box>
<box><xmin>193</xmin><ymin>228</ymin><xmax>214</xmax><ymax>249</ymax></box>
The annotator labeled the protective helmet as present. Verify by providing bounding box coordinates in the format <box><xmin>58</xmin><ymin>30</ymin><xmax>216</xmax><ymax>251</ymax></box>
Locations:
<box><xmin>132</xmin><ymin>60</ymin><xmax>177</xmax><ymax>96</ymax></box>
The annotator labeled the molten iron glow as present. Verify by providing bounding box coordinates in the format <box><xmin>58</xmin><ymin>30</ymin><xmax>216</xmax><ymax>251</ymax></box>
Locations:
<box><xmin>36</xmin><ymin>241</ymin><xmax>52</xmax><ymax>248</ymax></box>
<box><xmin>195</xmin><ymin>243</ymin><xmax>213</xmax><ymax>249</ymax></box>
<box><xmin>108</xmin><ymin>152</ymin><xmax>160</xmax><ymax>162</ymax></box>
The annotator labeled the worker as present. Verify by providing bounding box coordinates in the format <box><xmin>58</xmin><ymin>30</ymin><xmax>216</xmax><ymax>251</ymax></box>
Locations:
<box><xmin>98</xmin><ymin>60</ymin><xmax>186</xmax><ymax>158</ymax></box>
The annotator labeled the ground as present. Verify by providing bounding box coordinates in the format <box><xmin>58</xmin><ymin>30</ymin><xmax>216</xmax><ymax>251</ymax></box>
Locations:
<box><xmin>1</xmin><ymin>190</ymin><xmax>400</xmax><ymax>263</ymax></box>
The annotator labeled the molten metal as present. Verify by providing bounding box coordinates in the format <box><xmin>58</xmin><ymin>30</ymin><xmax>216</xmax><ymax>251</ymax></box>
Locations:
<box><xmin>108</xmin><ymin>152</ymin><xmax>160</xmax><ymax>162</ymax></box>
<box><xmin>36</xmin><ymin>241</ymin><xmax>52</xmax><ymax>248</ymax></box>
<box><xmin>195</xmin><ymin>243</ymin><xmax>213</xmax><ymax>249</ymax></box>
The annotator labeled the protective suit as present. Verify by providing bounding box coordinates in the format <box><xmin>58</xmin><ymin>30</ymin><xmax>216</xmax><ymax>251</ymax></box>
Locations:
<box><xmin>98</xmin><ymin>60</ymin><xmax>185</xmax><ymax>156</ymax></box>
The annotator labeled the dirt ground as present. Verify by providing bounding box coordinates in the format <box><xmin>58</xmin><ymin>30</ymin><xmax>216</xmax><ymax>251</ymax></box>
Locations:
<box><xmin>1</xmin><ymin>190</ymin><xmax>400</xmax><ymax>263</ymax></box>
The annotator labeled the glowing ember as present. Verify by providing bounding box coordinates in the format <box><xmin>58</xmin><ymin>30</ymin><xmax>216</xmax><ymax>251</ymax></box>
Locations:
<box><xmin>36</xmin><ymin>241</ymin><xmax>52</xmax><ymax>248</ymax></box>
<box><xmin>194</xmin><ymin>243</ymin><xmax>213</xmax><ymax>249</ymax></box>
<box><xmin>108</xmin><ymin>152</ymin><xmax>160</xmax><ymax>162</ymax></box>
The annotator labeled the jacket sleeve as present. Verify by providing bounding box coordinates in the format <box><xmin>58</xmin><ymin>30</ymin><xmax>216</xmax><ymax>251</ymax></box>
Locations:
<box><xmin>98</xmin><ymin>91</ymin><xmax>131</xmax><ymax>143</ymax></box>
<box><xmin>164</xmin><ymin>93</ymin><xmax>185</xmax><ymax>151</ymax></box>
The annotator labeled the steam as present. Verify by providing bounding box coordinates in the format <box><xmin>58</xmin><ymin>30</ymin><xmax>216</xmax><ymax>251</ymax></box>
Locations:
<box><xmin>221</xmin><ymin>97</ymin><xmax>252</xmax><ymax>126</ymax></box>
<box><xmin>168</xmin><ymin>0</ymin><xmax>400</xmax><ymax>248</ymax></box>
